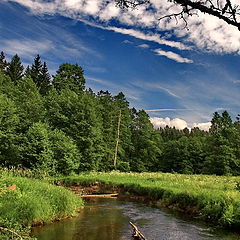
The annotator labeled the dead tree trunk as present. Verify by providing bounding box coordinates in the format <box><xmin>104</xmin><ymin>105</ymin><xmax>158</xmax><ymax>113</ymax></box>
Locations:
<box><xmin>113</xmin><ymin>109</ymin><xmax>121</xmax><ymax>168</ymax></box>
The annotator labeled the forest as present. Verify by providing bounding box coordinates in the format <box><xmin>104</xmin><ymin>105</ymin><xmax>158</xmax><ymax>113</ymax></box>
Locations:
<box><xmin>0</xmin><ymin>52</ymin><xmax>240</xmax><ymax>176</ymax></box>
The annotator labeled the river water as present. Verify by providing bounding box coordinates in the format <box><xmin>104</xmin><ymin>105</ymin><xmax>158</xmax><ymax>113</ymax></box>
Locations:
<box><xmin>32</xmin><ymin>198</ymin><xmax>240</xmax><ymax>240</ymax></box>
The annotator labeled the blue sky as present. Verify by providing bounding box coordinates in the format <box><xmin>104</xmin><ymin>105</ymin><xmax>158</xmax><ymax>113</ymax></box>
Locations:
<box><xmin>0</xmin><ymin>0</ymin><xmax>240</xmax><ymax>130</ymax></box>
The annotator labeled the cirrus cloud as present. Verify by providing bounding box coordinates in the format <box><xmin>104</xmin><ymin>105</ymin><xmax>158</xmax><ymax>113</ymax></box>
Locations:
<box><xmin>153</xmin><ymin>48</ymin><xmax>193</xmax><ymax>63</ymax></box>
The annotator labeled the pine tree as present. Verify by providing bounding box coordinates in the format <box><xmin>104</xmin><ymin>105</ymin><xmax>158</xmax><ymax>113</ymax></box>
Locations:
<box><xmin>6</xmin><ymin>54</ymin><xmax>24</xmax><ymax>83</ymax></box>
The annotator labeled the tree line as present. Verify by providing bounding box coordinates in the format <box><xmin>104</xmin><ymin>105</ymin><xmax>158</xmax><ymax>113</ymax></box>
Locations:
<box><xmin>0</xmin><ymin>52</ymin><xmax>239</xmax><ymax>175</ymax></box>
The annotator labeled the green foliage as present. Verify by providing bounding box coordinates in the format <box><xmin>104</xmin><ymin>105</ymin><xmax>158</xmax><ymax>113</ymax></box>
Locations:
<box><xmin>45</xmin><ymin>88</ymin><xmax>105</xmax><ymax>171</ymax></box>
<box><xmin>160</xmin><ymin>136</ymin><xmax>205</xmax><ymax>174</ymax></box>
<box><xmin>0</xmin><ymin>51</ymin><xmax>239</xmax><ymax>176</ymax></box>
<box><xmin>14</xmin><ymin>77</ymin><xmax>46</xmax><ymax>131</ymax></box>
<box><xmin>21</xmin><ymin>123</ymin><xmax>80</xmax><ymax>175</ymax></box>
<box><xmin>235</xmin><ymin>182</ymin><xmax>240</xmax><ymax>191</ymax></box>
<box><xmin>22</xmin><ymin>122</ymin><xmax>54</xmax><ymax>170</ymax></box>
<box><xmin>52</xmin><ymin>63</ymin><xmax>85</xmax><ymax>93</ymax></box>
<box><xmin>49</xmin><ymin>129</ymin><xmax>81</xmax><ymax>175</ymax></box>
<box><xmin>0</xmin><ymin>170</ymin><xmax>83</xmax><ymax>239</ymax></box>
<box><xmin>0</xmin><ymin>93</ymin><xmax>20</xmax><ymax>166</ymax></box>
<box><xmin>130</xmin><ymin>109</ymin><xmax>162</xmax><ymax>172</ymax></box>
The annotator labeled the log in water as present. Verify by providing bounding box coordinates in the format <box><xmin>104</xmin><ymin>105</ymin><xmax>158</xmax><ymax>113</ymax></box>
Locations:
<box><xmin>32</xmin><ymin>198</ymin><xmax>240</xmax><ymax>240</ymax></box>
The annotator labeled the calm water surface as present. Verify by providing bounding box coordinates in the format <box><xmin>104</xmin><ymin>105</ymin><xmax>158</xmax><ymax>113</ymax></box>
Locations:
<box><xmin>32</xmin><ymin>198</ymin><xmax>240</xmax><ymax>240</ymax></box>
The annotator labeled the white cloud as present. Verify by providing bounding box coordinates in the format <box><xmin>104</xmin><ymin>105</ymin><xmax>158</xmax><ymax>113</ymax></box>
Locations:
<box><xmin>153</xmin><ymin>49</ymin><xmax>193</xmax><ymax>63</ymax></box>
<box><xmin>192</xmin><ymin>122</ymin><xmax>211</xmax><ymax>131</ymax></box>
<box><xmin>150</xmin><ymin>117</ymin><xmax>188</xmax><ymax>130</ymax></box>
<box><xmin>150</xmin><ymin>117</ymin><xmax>211</xmax><ymax>131</ymax></box>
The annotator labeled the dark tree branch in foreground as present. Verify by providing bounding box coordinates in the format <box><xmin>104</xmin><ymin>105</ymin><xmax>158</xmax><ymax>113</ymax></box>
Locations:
<box><xmin>115</xmin><ymin>0</ymin><xmax>240</xmax><ymax>30</ymax></box>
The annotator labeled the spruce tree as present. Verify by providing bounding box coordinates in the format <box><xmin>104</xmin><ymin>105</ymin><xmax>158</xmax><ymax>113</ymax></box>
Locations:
<box><xmin>30</xmin><ymin>54</ymin><xmax>42</xmax><ymax>86</ymax></box>
<box><xmin>39</xmin><ymin>61</ymin><xmax>51</xmax><ymax>95</ymax></box>
<box><xmin>29</xmin><ymin>55</ymin><xmax>51</xmax><ymax>95</ymax></box>
<box><xmin>6</xmin><ymin>54</ymin><xmax>24</xmax><ymax>83</ymax></box>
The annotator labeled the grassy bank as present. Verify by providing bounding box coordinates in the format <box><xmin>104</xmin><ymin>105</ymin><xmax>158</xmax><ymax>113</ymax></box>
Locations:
<box><xmin>0</xmin><ymin>170</ymin><xmax>83</xmax><ymax>239</ymax></box>
<box><xmin>60</xmin><ymin>172</ymin><xmax>240</xmax><ymax>229</ymax></box>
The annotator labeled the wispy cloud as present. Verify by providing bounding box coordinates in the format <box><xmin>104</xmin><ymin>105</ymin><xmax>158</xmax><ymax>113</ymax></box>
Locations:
<box><xmin>146</xmin><ymin>108</ymin><xmax>194</xmax><ymax>112</ymax></box>
<box><xmin>107</xmin><ymin>27</ymin><xmax>191</xmax><ymax>50</ymax></box>
<box><xmin>86</xmin><ymin>76</ymin><xmax>142</xmax><ymax>101</ymax></box>
<box><xmin>86</xmin><ymin>66</ymin><xmax>106</xmax><ymax>73</ymax></box>
<box><xmin>138</xmin><ymin>44</ymin><xmax>150</xmax><ymax>49</ymax></box>
<box><xmin>0</xmin><ymin>39</ymin><xmax>52</xmax><ymax>60</ymax></box>
<box><xmin>104</xmin><ymin>26</ymin><xmax>192</xmax><ymax>63</ymax></box>
<box><xmin>122</xmin><ymin>40</ymin><xmax>133</xmax><ymax>44</ymax></box>
<box><xmin>233</xmin><ymin>80</ymin><xmax>240</xmax><ymax>84</ymax></box>
<box><xmin>132</xmin><ymin>81</ymin><xmax>181</xmax><ymax>98</ymax></box>
<box><xmin>0</xmin><ymin>9</ymin><xmax>102</xmax><ymax>71</ymax></box>
<box><xmin>153</xmin><ymin>49</ymin><xmax>193</xmax><ymax>63</ymax></box>
<box><xmin>75</xmin><ymin>20</ymin><xmax>190</xmax><ymax>51</ymax></box>
<box><xmin>133</xmin><ymin>65</ymin><xmax>240</xmax><ymax>124</ymax></box>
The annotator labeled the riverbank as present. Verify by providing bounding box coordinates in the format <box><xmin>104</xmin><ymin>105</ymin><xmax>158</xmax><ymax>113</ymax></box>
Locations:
<box><xmin>2</xmin><ymin>171</ymin><xmax>240</xmax><ymax>239</ymax></box>
<box><xmin>0</xmin><ymin>170</ymin><xmax>83</xmax><ymax>240</ymax></box>
<box><xmin>59</xmin><ymin>172</ymin><xmax>240</xmax><ymax>230</ymax></box>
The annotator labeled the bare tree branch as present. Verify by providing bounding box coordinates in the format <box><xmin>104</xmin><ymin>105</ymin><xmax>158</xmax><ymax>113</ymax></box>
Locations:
<box><xmin>0</xmin><ymin>226</ymin><xmax>23</xmax><ymax>239</ymax></box>
<box><xmin>115</xmin><ymin>0</ymin><xmax>240</xmax><ymax>30</ymax></box>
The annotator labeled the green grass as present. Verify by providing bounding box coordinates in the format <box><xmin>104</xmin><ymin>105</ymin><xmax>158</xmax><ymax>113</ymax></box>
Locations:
<box><xmin>0</xmin><ymin>169</ymin><xmax>83</xmax><ymax>239</ymax></box>
<box><xmin>60</xmin><ymin>172</ymin><xmax>240</xmax><ymax>229</ymax></box>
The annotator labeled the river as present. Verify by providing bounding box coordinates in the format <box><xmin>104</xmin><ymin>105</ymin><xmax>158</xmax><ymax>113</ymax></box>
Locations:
<box><xmin>32</xmin><ymin>198</ymin><xmax>240</xmax><ymax>240</ymax></box>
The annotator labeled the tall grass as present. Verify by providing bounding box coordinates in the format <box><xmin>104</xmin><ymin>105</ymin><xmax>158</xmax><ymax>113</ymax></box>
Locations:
<box><xmin>0</xmin><ymin>169</ymin><xmax>83</xmax><ymax>239</ymax></box>
<box><xmin>61</xmin><ymin>172</ymin><xmax>240</xmax><ymax>229</ymax></box>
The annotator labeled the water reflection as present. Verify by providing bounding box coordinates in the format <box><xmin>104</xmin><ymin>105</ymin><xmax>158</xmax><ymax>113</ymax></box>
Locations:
<box><xmin>32</xmin><ymin>198</ymin><xmax>240</xmax><ymax>240</ymax></box>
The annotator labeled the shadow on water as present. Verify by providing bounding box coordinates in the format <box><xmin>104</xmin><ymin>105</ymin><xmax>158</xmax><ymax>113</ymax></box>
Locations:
<box><xmin>32</xmin><ymin>198</ymin><xmax>240</xmax><ymax>240</ymax></box>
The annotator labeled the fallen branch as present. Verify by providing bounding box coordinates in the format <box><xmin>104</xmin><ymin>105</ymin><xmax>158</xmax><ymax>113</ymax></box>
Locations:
<box><xmin>81</xmin><ymin>193</ymin><xmax>118</xmax><ymax>198</ymax></box>
<box><xmin>0</xmin><ymin>226</ymin><xmax>23</xmax><ymax>239</ymax></box>
<box><xmin>130</xmin><ymin>222</ymin><xmax>147</xmax><ymax>240</ymax></box>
